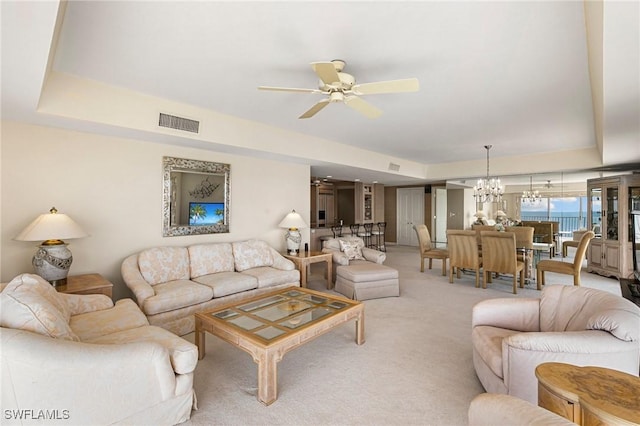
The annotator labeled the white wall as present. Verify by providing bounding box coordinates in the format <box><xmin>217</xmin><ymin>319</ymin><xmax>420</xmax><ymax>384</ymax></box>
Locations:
<box><xmin>1</xmin><ymin>121</ymin><xmax>310</xmax><ymax>300</ymax></box>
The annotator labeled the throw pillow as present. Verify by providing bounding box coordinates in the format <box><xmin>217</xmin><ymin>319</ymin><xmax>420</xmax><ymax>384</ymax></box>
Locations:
<box><xmin>232</xmin><ymin>239</ymin><xmax>274</xmax><ymax>272</ymax></box>
<box><xmin>339</xmin><ymin>240</ymin><xmax>365</xmax><ymax>260</ymax></box>
<box><xmin>0</xmin><ymin>273</ymin><xmax>79</xmax><ymax>341</ymax></box>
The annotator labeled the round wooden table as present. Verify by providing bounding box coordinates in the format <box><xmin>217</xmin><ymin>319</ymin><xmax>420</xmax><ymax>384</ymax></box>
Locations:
<box><xmin>535</xmin><ymin>362</ymin><xmax>640</xmax><ymax>425</ymax></box>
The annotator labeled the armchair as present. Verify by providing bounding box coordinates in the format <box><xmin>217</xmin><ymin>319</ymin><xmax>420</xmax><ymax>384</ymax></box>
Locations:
<box><xmin>322</xmin><ymin>236</ymin><xmax>398</xmax><ymax>300</ymax></box>
<box><xmin>471</xmin><ymin>285</ymin><xmax>640</xmax><ymax>404</ymax></box>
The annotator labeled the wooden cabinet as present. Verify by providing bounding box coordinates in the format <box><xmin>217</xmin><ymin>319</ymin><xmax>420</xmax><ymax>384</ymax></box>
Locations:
<box><xmin>355</xmin><ymin>182</ymin><xmax>384</xmax><ymax>223</ymax></box>
<box><xmin>587</xmin><ymin>174</ymin><xmax>640</xmax><ymax>278</ymax></box>
<box><xmin>310</xmin><ymin>183</ymin><xmax>335</xmax><ymax>228</ymax></box>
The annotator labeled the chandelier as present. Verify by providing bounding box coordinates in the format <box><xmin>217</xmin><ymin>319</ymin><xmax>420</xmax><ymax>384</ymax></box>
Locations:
<box><xmin>473</xmin><ymin>145</ymin><xmax>503</xmax><ymax>203</ymax></box>
<box><xmin>522</xmin><ymin>176</ymin><xmax>541</xmax><ymax>204</ymax></box>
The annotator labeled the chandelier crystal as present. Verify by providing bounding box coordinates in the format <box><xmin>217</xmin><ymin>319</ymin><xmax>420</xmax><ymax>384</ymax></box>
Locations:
<box><xmin>522</xmin><ymin>176</ymin><xmax>541</xmax><ymax>204</ymax></box>
<box><xmin>473</xmin><ymin>145</ymin><xmax>503</xmax><ymax>203</ymax></box>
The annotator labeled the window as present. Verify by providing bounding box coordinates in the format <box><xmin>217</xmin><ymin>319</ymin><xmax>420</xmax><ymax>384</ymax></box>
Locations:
<box><xmin>521</xmin><ymin>196</ymin><xmax>587</xmax><ymax>233</ymax></box>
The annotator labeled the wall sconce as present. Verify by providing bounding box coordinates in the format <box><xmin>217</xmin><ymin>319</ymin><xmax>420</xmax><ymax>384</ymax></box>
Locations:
<box><xmin>278</xmin><ymin>209</ymin><xmax>308</xmax><ymax>255</ymax></box>
<box><xmin>14</xmin><ymin>207</ymin><xmax>88</xmax><ymax>286</ymax></box>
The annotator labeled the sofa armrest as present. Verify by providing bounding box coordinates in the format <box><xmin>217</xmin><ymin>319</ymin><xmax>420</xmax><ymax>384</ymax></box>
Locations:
<box><xmin>472</xmin><ymin>298</ymin><xmax>541</xmax><ymax>331</ymax></box>
<box><xmin>268</xmin><ymin>247</ymin><xmax>295</xmax><ymax>270</ymax></box>
<box><xmin>59</xmin><ymin>293</ymin><xmax>114</xmax><ymax>315</ymax></box>
<box><xmin>468</xmin><ymin>393</ymin><xmax>574</xmax><ymax>426</ymax></box>
<box><xmin>322</xmin><ymin>248</ymin><xmax>349</xmax><ymax>266</ymax></box>
<box><xmin>121</xmin><ymin>254</ymin><xmax>155</xmax><ymax>307</ymax></box>
<box><xmin>362</xmin><ymin>247</ymin><xmax>386</xmax><ymax>264</ymax></box>
<box><xmin>505</xmin><ymin>330</ymin><xmax>635</xmax><ymax>353</ymax></box>
<box><xmin>1</xmin><ymin>327</ymin><xmax>180</xmax><ymax>424</ymax></box>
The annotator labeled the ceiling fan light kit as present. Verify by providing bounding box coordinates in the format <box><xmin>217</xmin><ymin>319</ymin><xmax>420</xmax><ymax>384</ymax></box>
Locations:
<box><xmin>258</xmin><ymin>59</ymin><xmax>419</xmax><ymax>119</ymax></box>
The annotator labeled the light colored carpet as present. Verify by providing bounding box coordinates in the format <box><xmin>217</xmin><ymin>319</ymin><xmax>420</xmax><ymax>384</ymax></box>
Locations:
<box><xmin>183</xmin><ymin>244</ymin><xmax>621</xmax><ymax>426</ymax></box>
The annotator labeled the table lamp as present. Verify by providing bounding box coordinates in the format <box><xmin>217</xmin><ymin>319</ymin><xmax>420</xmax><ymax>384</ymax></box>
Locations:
<box><xmin>14</xmin><ymin>207</ymin><xmax>88</xmax><ymax>286</ymax></box>
<box><xmin>278</xmin><ymin>209</ymin><xmax>308</xmax><ymax>255</ymax></box>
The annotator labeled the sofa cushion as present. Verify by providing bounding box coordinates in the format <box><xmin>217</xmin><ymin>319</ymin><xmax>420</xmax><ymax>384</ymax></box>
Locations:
<box><xmin>0</xmin><ymin>274</ymin><xmax>78</xmax><ymax>341</ymax></box>
<box><xmin>188</xmin><ymin>243</ymin><xmax>235</xmax><ymax>278</ymax></box>
<box><xmin>138</xmin><ymin>247</ymin><xmax>190</xmax><ymax>285</ymax></box>
<box><xmin>241</xmin><ymin>267</ymin><xmax>300</xmax><ymax>288</ymax></box>
<box><xmin>84</xmin><ymin>325</ymin><xmax>198</xmax><ymax>375</ymax></box>
<box><xmin>471</xmin><ymin>325</ymin><xmax>520</xmax><ymax>379</ymax></box>
<box><xmin>143</xmin><ymin>280</ymin><xmax>213</xmax><ymax>315</ymax></box>
<box><xmin>232</xmin><ymin>240</ymin><xmax>274</xmax><ymax>272</ymax></box>
<box><xmin>192</xmin><ymin>271</ymin><xmax>258</xmax><ymax>298</ymax></box>
<box><xmin>70</xmin><ymin>298</ymin><xmax>149</xmax><ymax>341</ymax></box>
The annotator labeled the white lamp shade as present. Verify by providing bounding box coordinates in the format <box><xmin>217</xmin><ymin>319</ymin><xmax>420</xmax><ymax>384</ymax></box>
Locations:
<box><xmin>278</xmin><ymin>210</ymin><xmax>308</xmax><ymax>229</ymax></box>
<box><xmin>15</xmin><ymin>209</ymin><xmax>88</xmax><ymax>242</ymax></box>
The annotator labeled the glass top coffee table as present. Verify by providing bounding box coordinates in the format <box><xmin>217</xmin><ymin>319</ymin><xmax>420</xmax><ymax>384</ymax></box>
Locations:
<box><xmin>194</xmin><ymin>286</ymin><xmax>365</xmax><ymax>405</ymax></box>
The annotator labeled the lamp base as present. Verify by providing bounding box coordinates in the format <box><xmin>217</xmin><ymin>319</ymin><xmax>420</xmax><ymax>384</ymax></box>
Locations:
<box><xmin>32</xmin><ymin>244</ymin><xmax>73</xmax><ymax>287</ymax></box>
<box><xmin>285</xmin><ymin>229</ymin><xmax>302</xmax><ymax>256</ymax></box>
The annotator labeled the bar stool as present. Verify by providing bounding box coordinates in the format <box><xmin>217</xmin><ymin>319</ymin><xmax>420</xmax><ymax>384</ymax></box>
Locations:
<box><xmin>350</xmin><ymin>224</ymin><xmax>361</xmax><ymax>237</ymax></box>
<box><xmin>360</xmin><ymin>223</ymin><xmax>373</xmax><ymax>248</ymax></box>
<box><xmin>372</xmin><ymin>222</ymin><xmax>386</xmax><ymax>251</ymax></box>
<box><xmin>331</xmin><ymin>225</ymin><xmax>343</xmax><ymax>238</ymax></box>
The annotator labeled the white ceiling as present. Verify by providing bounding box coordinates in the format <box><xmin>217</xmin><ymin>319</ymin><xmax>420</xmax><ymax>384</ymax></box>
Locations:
<box><xmin>2</xmin><ymin>1</ymin><xmax>639</xmax><ymax>186</ymax></box>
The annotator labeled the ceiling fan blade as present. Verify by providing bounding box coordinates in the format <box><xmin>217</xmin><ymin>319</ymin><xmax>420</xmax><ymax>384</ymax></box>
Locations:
<box><xmin>311</xmin><ymin>62</ymin><xmax>340</xmax><ymax>85</ymax></box>
<box><xmin>299</xmin><ymin>99</ymin><xmax>331</xmax><ymax>119</ymax></box>
<box><xmin>344</xmin><ymin>96</ymin><xmax>382</xmax><ymax>119</ymax></box>
<box><xmin>351</xmin><ymin>78</ymin><xmax>419</xmax><ymax>95</ymax></box>
<box><xmin>258</xmin><ymin>86</ymin><xmax>322</xmax><ymax>94</ymax></box>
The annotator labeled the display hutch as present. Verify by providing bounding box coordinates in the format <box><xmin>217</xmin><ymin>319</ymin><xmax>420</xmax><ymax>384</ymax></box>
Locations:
<box><xmin>354</xmin><ymin>182</ymin><xmax>384</xmax><ymax>223</ymax></box>
<box><xmin>587</xmin><ymin>174</ymin><xmax>640</xmax><ymax>279</ymax></box>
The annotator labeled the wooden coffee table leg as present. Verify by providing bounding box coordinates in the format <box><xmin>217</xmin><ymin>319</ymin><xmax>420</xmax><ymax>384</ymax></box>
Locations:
<box><xmin>356</xmin><ymin>309</ymin><xmax>365</xmax><ymax>345</ymax></box>
<box><xmin>195</xmin><ymin>324</ymin><xmax>206</xmax><ymax>360</ymax></box>
<box><xmin>256</xmin><ymin>350</ymin><xmax>280</xmax><ymax>405</ymax></box>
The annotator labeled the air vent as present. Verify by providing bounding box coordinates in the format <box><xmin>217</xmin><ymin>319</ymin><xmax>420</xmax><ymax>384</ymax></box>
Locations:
<box><xmin>388</xmin><ymin>162</ymin><xmax>400</xmax><ymax>172</ymax></box>
<box><xmin>159</xmin><ymin>113</ymin><xmax>200</xmax><ymax>133</ymax></box>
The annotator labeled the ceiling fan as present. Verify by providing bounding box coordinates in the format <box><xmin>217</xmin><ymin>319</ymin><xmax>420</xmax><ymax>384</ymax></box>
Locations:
<box><xmin>258</xmin><ymin>59</ymin><xmax>419</xmax><ymax>119</ymax></box>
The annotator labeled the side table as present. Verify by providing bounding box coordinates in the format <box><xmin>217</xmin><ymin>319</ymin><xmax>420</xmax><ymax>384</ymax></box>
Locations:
<box><xmin>55</xmin><ymin>273</ymin><xmax>113</xmax><ymax>299</ymax></box>
<box><xmin>535</xmin><ymin>362</ymin><xmax>640</xmax><ymax>425</ymax></box>
<box><xmin>283</xmin><ymin>251</ymin><xmax>333</xmax><ymax>289</ymax></box>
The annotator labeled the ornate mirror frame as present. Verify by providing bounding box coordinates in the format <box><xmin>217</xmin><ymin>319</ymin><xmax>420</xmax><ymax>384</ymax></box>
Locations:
<box><xmin>162</xmin><ymin>156</ymin><xmax>230</xmax><ymax>236</ymax></box>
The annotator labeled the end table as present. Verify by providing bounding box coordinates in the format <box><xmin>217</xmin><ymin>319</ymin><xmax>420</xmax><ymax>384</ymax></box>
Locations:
<box><xmin>55</xmin><ymin>273</ymin><xmax>113</xmax><ymax>299</ymax></box>
<box><xmin>283</xmin><ymin>251</ymin><xmax>333</xmax><ymax>289</ymax></box>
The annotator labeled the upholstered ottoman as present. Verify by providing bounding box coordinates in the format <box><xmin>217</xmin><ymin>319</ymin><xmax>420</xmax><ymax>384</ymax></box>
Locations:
<box><xmin>335</xmin><ymin>263</ymin><xmax>399</xmax><ymax>300</ymax></box>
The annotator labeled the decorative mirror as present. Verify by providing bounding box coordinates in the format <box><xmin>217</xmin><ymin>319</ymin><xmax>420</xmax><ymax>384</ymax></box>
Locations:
<box><xmin>162</xmin><ymin>156</ymin><xmax>230</xmax><ymax>236</ymax></box>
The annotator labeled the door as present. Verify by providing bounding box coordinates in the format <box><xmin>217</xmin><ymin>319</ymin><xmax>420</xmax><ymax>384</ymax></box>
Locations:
<box><xmin>434</xmin><ymin>188</ymin><xmax>448</xmax><ymax>247</ymax></box>
<box><xmin>397</xmin><ymin>187</ymin><xmax>425</xmax><ymax>246</ymax></box>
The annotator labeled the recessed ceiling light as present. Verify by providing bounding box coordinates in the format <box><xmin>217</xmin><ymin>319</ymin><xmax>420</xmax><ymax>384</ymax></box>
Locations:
<box><xmin>355</xmin><ymin>179</ymin><xmax>361</xmax><ymax>182</ymax></box>
<box><xmin>326</xmin><ymin>175</ymin><xmax>332</xmax><ymax>178</ymax></box>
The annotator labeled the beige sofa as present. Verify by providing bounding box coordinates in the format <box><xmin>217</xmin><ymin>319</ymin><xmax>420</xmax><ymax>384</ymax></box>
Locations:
<box><xmin>1</xmin><ymin>273</ymin><xmax>197</xmax><ymax>425</ymax></box>
<box><xmin>122</xmin><ymin>239</ymin><xmax>300</xmax><ymax>336</ymax></box>
<box><xmin>472</xmin><ymin>285</ymin><xmax>640</xmax><ymax>404</ymax></box>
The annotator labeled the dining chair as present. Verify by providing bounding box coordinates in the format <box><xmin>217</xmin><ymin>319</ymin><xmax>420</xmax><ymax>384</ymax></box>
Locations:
<box><xmin>536</xmin><ymin>231</ymin><xmax>595</xmax><ymax>289</ymax></box>
<box><xmin>480</xmin><ymin>230</ymin><xmax>525</xmax><ymax>294</ymax></box>
<box><xmin>447</xmin><ymin>230</ymin><xmax>482</xmax><ymax>288</ymax></box>
<box><xmin>506</xmin><ymin>226</ymin><xmax>534</xmax><ymax>275</ymax></box>
<box><xmin>413</xmin><ymin>224</ymin><xmax>449</xmax><ymax>276</ymax></box>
